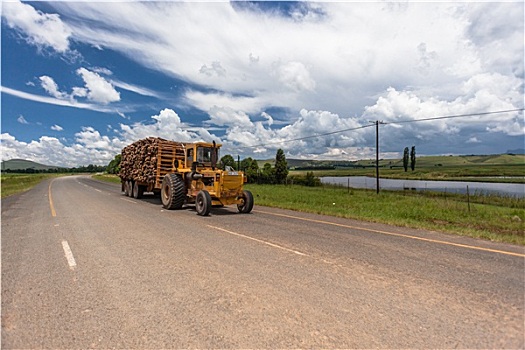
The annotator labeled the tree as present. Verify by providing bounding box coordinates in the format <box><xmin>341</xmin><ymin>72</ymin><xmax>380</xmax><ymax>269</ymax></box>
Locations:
<box><xmin>106</xmin><ymin>154</ymin><xmax>121</xmax><ymax>174</ymax></box>
<box><xmin>220</xmin><ymin>154</ymin><xmax>236</xmax><ymax>170</ymax></box>
<box><xmin>261</xmin><ymin>163</ymin><xmax>275</xmax><ymax>184</ymax></box>
<box><xmin>403</xmin><ymin>147</ymin><xmax>409</xmax><ymax>172</ymax></box>
<box><xmin>274</xmin><ymin>148</ymin><xmax>288</xmax><ymax>184</ymax></box>
<box><xmin>304</xmin><ymin>171</ymin><xmax>321</xmax><ymax>187</ymax></box>
<box><xmin>240</xmin><ymin>157</ymin><xmax>259</xmax><ymax>183</ymax></box>
<box><xmin>410</xmin><ymin>146</ymin><xmax>416</xmax><ymax>171</ymax></box>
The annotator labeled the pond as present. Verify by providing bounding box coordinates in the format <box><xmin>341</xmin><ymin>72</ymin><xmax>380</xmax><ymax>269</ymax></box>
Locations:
<box><xmin>320</xmin><ymin>176</ymin><xmax>525</xmax><ymax>198</ymax></box>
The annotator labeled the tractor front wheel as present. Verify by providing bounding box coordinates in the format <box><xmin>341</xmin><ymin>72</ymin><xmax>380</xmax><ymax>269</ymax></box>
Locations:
<box><xmin>237</xmin><ymin>190</ymin><xmax>254</xmax><ymax>213</ymax></box>
<box><xmin>196</xmin><ymin>190</ymin><xmax>212</xmax><ymax>216</ymax></box>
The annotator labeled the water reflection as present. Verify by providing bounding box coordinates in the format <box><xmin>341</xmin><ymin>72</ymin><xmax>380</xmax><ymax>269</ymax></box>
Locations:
<box><xmin>320</xmin><ymin>176</ymin><xmax>525</xmax><ymax>198</ymax></box>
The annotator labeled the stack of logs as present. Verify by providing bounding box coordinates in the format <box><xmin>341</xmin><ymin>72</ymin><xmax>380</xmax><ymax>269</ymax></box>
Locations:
<box><xmin>119</xmin><ymin>137</ymin><xmax>178</xmax><ymax>184</ymax></box>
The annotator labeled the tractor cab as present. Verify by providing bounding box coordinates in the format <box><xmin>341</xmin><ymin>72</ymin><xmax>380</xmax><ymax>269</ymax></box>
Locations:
<box><xmin>185</xmin><ymin>142</ymin><xmax>220</xmax><ymax>169</ymax></box>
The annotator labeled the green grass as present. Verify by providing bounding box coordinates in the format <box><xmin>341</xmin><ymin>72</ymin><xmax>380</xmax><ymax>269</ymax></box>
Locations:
<box><xmin>1</xmin><ymin>173</ymin><xmax>66</xmax><ymax>198</ymax></box>
<box><xmin>291</xmin><ymin>163</ymin><xmax>525</xmax><ymax>183</ymax></box>
<box><xmin>245</xmin><ymin>184</ymin><xmax>525</xmax><ymax>245</ymax></box>
<box><xmin>92</xmin><ymin>173</ymin><xmax>122</xmax><ymax>184</ymax></box>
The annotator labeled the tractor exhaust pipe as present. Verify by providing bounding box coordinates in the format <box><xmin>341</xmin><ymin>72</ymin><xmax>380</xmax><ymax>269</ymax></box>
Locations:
<box><xmin>211</xmin><ymin>140</ymin><xmax>217</xmax><ymax>170</ymax></box>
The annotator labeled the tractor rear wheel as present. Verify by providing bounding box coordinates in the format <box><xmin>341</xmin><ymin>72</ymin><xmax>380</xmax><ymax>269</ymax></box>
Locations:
<box><xmin>237</xmin><ymin>190</ymin><xmax>254</xmax><ymax>213</ymax></box>
<box><xmin>161</xmin><ymin>174</ymin><xmax>185</xmax><ymax>209</ymax></box>
<box><xmin>196</xmin><ymin>190</ymin><xmax>212</xmax><ymax>216</ymax></box>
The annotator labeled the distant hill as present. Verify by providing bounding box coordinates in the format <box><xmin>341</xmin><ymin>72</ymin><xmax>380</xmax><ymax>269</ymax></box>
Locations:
<box><xmin>258</xmin><ymin>154</ymin><xmax>525</xmax><ymax>170</ymax></box>
<box><xmin>1</xmin><ymin>159</ymin><xmax>61</xmax><ymax>171</ymax></box>
<box><xmin>507</xmin><ymin>149</ymin><xmax>525</xmax><ymax>155</ymax></box>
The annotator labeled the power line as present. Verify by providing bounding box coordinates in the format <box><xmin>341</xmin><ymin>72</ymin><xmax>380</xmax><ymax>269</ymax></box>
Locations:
<box><xmin>238</xmin><ymin>107</ymin><xmax>524</xmax><ymax>150</ymax></box>
<box><xmin>238</xmin><ymin>124</ymin><xmax>375</xmax><ymax>149</ymax></box>
<box><xmin>382</xmin><ymin>108</ymin><xmax>524</xmax><ymax>125</ymax></box>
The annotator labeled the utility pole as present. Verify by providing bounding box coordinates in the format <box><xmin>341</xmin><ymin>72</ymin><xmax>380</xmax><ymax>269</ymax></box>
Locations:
<box><xmin>372</xmin><ymin>120</ymin><xmax>385</xmax><ymax>194</ymax></box>
<box><xmin>375</xmin><ymin>121</ymin><xmax>379</xmax><ymax>193</ymax></box>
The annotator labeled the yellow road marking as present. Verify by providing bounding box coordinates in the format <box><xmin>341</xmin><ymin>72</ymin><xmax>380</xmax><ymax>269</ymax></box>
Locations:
<box><xmin>254</xmin><ymin>210</ymin><xmax>525</xmax><ymax>258</ymax></box>
<box><xmin>48</xmin><ymin>179</ymin><xmax>56</xmax><ymax>217</ymax></box>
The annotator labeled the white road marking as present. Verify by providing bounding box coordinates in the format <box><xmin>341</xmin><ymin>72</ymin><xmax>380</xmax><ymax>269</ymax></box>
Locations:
<box><xmin>207</xmin><ymin>225</ymin><xmax>307</xmax><ymax>256</ymax></box>
<box><xmin>94</xmin><ymin>188</ymin><xmax>102</xmax><ymax>193</ymax></box>
<box><xmin>61</xmin><ymin>240</ymin><xmax>77</xmax><ymax>269</ymax></box>
<box><xmin>120</xmin><ymin>198</ymin><xmax>137</xmax><ymax>204</ymax></box>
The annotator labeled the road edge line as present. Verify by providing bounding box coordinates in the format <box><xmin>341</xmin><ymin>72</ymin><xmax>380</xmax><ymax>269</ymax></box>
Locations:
<box><xmin>254</xmin><ymin>210</ymin><xmax>525</xmax><ymax>258</ymax></box>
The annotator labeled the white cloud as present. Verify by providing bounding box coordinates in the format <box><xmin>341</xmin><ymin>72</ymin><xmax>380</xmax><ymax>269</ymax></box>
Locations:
<box><xmin>2</xmin><ymin>0</ymin><xmax>71</xmax><ymax>53</ymax></box>
<box><xmin>91</xmin><ymin>67</ymin><xmax>113</xmax><ymax>76</ymax></box>
<box><xmin>39</xmin><ymin>75</ymin><xmax>68</xmax><ymax>99</ymax></box>
<box><xmin>184</xmin><ymin>90</ymin><xmax>266</xmax><ymax>115</ymax></box>
<box><xmin>273</xmin><ymin>61</ymin><xmax>316</xmax><ymax>92</ymax></box>
<box><xmin>44</xmin><ymin>1</ymin><xmax>520</xmax><ymax>119</ymax></box>
<box><xmin>1</xmin><ymin>133</ymin><xmax>83</xmax><ymax>167</ymax></box>
<box><xmin>200</xmin><ymin>61</ymin><xmax>227</xmax><ymax>77</ymax></box>
<box><xmin>19</xmin><ymin>68</ymin><xmax>120</xmax><ymax>108</ymax></box>
<box><xmin>1</xmin><ymin>86</ymin><xmax>118</xmax><ymax>113</ymax></box>
<box><xmin>466</xmin><ymin>137</ymin><xmax>481</xmax><ymax>144</ymax></box>
<box><xmin>51</xmin><ymin>124</ymin><xmax>63</xmax><ymax>131</ymax></box>
<box><xmin>364</xmin><ymin>72</ymin><xmax>524</xmax><ymax>139</ymax></box>
<box><xmin>17</xmin><ymin>115</ymin><xmax>29</xmax><ymax>124</ymax></box>
<box><xmin>1</xmin><ymin>128</ymin><xmax>126</xmax><ymax>168</ymax></box>
<box><xmin>76</xmin><ymin>68</ymin><xmax>120</xmax><ymax>104</ymax></box>
<box><xmin>207</xmin><ymin>106</ymin><xmax>253</xmax><ymax>128</ymax></box>
<box><xmin>117</xmin><ymin>108</ymin><xmax>214</xmax><ymax>145</ymax></box>
<box><xmin>110</xmin><ymin>80</ymin><xmax>160</xmax><ymax>98</ymax></box>
<box><xmin>1</xmin><ymin>107</ymin><xmax>372</xmax><ymax>167</ymax></box>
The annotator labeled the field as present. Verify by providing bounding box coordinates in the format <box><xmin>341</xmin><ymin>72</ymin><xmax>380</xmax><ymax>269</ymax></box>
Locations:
<box><xmin>289</xmin><ymin>154</ymin><xmax>525</xmax><ymax>183</ymax></box>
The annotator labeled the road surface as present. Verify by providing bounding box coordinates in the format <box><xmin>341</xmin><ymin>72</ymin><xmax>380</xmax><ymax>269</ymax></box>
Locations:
<box><xmin>2</xmin><ymin>175</ymin><xmax>524</xmax><ymax>348</ymax></box>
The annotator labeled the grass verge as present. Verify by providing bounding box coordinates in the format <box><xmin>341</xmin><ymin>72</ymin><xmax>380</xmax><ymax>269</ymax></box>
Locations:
<box><xmin>1</xmin><ymin>173</ymin><xmax>66</xmax><ymax>198</ymax></box>
<box><xmin>92</xmin><ymin>173</ymin><xmax>122</xmax><ymax>184</ymax></box>
<box><xmin>245</xmin><ymin>184</ymin><xmax>525</xmax><ymax>245</ymax></box>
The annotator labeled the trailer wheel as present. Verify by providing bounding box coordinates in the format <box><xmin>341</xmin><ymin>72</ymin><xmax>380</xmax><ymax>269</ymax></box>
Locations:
<box><xmin>132</xmin><ymin>181</ymin><xmax>144</xmax><ymax>199</ymax></box>
<box><xmin>161</xmin><ymin>174</ymin><xmax>185</xmax><ymax>209</ymax></box>
<box><xmin>126</xmin><ymin>181</ymin><xmax>133</xmax><ymax>197</ymax></box>
<box><xmin>237</xmin><ymin>190</ymin><xmax>254</xmax><ymax>213</ymax></box>
<box><xmin>196</xmin><ymin>190</ymin><xmax>212</xmax><ymax>216</ymax></box>
<box><xmin>123</xmin><ymin>181</ymin><xmax>130</xmax><ymax>196</ymax></box>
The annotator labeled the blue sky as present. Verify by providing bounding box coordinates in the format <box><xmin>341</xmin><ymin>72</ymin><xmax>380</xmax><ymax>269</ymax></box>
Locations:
<box><xmin>1</xmin><ymin>1</ymin><xmax>524</xmax><ymax>167</ymax></box>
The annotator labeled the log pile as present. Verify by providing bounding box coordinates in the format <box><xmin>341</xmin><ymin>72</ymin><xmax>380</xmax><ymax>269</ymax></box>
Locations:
<box><xmin>119</xmin><ymin>137</ymin><xmax>180</xmax><ymax>184</ymax></box>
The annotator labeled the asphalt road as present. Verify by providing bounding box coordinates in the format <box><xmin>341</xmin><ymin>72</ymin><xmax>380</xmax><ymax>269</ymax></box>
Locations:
<box><xmin>2</xmin><ymin>175</ymin><xmax>524</xmax><ymax>349</ymax></box>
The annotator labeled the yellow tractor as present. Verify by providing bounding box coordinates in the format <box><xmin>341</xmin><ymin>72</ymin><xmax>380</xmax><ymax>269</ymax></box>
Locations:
<box><xmin>120</xmin><ymin>138</ymin><xmax>253</xmax><ymax>216</ymax></box>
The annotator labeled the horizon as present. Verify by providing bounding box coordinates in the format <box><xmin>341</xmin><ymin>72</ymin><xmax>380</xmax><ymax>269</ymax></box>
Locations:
<box><xmin>3</xmin><ymin>150</ymin><xmax>524</xmax><ymax>169</ymax></box>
